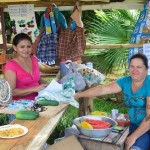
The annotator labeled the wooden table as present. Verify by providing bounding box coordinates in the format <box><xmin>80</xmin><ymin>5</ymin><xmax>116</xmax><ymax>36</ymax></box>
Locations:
<box><xmin>0</xmin><ymin>103</ymin><xmax>69</xmax><ymax>150</ymax></box>
<box><xmin>78</xmin><ymin>126</ymin><xmax>129</xmax><ymax>150</ymax></box>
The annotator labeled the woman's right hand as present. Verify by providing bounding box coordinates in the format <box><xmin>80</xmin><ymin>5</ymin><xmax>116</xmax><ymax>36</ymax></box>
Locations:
<box><xmin>34</xmin><ymin>84</ymin><xmax>48</xmax><ymax>92</ymax></box>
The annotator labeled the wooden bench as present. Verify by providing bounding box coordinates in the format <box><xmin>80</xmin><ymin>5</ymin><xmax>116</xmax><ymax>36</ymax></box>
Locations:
<box><xmin>78</xmin><ymin>126</ymin><xmax>129</xmax><ymax>150</ymax></box>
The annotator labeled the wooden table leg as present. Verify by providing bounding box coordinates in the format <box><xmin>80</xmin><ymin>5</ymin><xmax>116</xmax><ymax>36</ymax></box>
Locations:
<box><xmin>78</xmin><ymin>97</ymin><xmax>93</xmax><ymax>116</ymax></box>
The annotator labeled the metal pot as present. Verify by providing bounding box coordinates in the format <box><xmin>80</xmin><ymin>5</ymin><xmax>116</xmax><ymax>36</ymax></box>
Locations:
<box><xmin>73</xmin><ymin>115</ymin><xmax>117</xmax><ymax>138</ymax></box>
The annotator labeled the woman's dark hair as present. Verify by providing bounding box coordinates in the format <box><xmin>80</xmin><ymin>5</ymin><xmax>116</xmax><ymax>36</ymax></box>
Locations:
<box><xmin>130</xmin><ymin>53</ymin><xmax>149</xmax><ymax>69</ymax></box>
<box><xmin>12</xmin><ymin>33</ymin><xmax>32</xmax><ymax>46</ymax></box>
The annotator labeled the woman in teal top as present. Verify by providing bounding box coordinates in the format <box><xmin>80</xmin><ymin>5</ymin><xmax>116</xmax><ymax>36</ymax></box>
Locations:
<box><xmin>74</xmin><ymin>53</ymin><xmax>150</xmax><ymax>150</ymax></box>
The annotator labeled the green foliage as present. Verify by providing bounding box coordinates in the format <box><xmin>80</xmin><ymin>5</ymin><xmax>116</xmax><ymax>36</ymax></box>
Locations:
<box><xmin>93</xmin><ymin>98</ymin><xmax>128</xmax><ymax>114</ymax></box>
<box><xmin>0</xmin><ymin>114</ymin><xmax>9</xmax><ymax>125</ymax></box>
<box><xmin>82</xmin><ymin>9</ymin><xmax>140</xmax><ymax>74</ymax></box>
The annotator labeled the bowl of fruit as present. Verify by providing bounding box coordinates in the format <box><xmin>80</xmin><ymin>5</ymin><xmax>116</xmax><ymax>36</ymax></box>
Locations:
<box><xmin>73</xmin><ymin>115</ymin><xmax>117</xmax><ymax>138</ymax></box>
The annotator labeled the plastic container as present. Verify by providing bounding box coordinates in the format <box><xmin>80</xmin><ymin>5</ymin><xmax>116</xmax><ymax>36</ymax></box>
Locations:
<box><xmin>86</xmin><ymin>62</ymin><xmax>93</xmax><ymax>68</ymax></box>
<box><xmin>111</xmin><ymin>109</ymin><xmax>119</xmax><ymax>120</ymax></box>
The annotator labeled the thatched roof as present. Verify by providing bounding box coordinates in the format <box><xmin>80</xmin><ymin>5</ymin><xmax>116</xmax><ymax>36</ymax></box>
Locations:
<box><xmin>0</xmin><ymin>0</ymin><xmax>146</xmax><ymax>10</ymax></box>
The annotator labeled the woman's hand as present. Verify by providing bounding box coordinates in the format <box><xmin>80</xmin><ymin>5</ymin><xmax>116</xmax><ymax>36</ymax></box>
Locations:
<box><xmin>125</xmin><ymin>135</ymin><xmax>136</xmax><ymax>150</ymax></box>
<box><xmin>74</xmin><ymin>93</ymin><xmax>81</xmax><ymax>99</ymax></box>
<box><xmin>34</xmin><ymin>84</ymin><xmax>48</xmax><ymax>92</ymax></box>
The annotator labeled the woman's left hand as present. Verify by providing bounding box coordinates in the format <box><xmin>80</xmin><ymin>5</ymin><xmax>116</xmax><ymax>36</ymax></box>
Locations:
<box><xmin>125</xmin><ymin>135</ymin><xmax>136</xmax><ymax>150</ymax></box>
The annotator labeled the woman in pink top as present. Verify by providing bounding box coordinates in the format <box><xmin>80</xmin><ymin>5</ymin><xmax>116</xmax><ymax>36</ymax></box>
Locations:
<box><xmin>4</xmin><ymin>33</ymin><xmax>47</xmax><ymax>100</ymax></box>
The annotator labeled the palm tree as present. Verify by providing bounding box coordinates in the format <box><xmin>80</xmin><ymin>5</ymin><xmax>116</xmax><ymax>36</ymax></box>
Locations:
<box><xmin>82</xmin><ymin>9</ymin><xmax>140</xmax><ymax>74</ymax></box>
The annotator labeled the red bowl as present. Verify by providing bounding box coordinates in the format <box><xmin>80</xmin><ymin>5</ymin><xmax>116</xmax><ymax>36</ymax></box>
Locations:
<box><xmin>116</xmin><ymin>120</ymin><xmax>130</xmax><ymax>126</ymax></box>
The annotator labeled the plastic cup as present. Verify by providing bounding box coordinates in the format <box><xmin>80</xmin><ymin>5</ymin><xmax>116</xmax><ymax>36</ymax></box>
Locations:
<box><xmin>111</xmin><ymin>109</ymin><xmax>119</xmax><ymax>120</ymax></box>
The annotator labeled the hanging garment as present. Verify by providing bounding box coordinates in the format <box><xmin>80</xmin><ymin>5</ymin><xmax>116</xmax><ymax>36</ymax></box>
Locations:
<box><xmin>57</xmin><ymin>7</ymin><xmax>86</xmax><ymax>61</ymax></box>
<box><xmin>36</xmin><ymin>32</ymin><xmax>57</xmax><ymax>65</ymax></box>
<box><xmin>33</xmin><ymin>4</ymin><xmax>57</xmax><ymax>65</ymax></box>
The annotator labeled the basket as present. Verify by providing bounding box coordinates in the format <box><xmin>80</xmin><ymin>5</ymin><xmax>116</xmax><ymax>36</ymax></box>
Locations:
<box><xmin>0</xmin><ymin>78</ymin><xmax>12</xmax><ymax>106</ymax></box>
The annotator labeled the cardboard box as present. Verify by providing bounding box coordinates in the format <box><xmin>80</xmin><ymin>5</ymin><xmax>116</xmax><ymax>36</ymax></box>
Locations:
<box><xmin>47</xmin><ymin>135</ymin><xmax>84</xmax><ymax>150</ymax></box>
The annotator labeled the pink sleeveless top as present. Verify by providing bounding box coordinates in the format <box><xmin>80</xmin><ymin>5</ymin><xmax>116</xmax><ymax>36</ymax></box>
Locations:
<box><xmin>4</xmin><ymin>55</ymin><xmax>40</xmax><ymax>100</ymax></box>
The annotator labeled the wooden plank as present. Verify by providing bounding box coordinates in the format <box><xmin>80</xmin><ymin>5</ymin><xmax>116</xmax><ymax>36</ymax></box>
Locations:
<box><xmin>0</xmin><ymin>103</ymin><xmax>68</xmax><ymax>150</ymax></box>
<box><xmin>81</xmin><ymin>2</ymin><xmax>144</xmax><ymax>10</ymax></box>
<box><xmin>49</xmin><ymin>135</ymin><xmax>84</xmax><ymax>150</ymax></box>
<box><xmin>116</xmin><ymin>127</ymin><xmax>129</xmax><ymax>146</ymax></box>
<box><xmin>27</xmin><ymin>108</ymin><xmax>67</xmax><ymax>150</ymax></box>
<box><xmin>86</xmin><ymin>43</ymin><xmax>143</xmax><ymax>49</ymax></box>
<box><xmin>78</xmin><ymin>138</ymin><xmax>121</xmax><ymax>150</ymax></box>
<box><xmin>80</xmin><ymin>0</ymin><xmax>109</xmax><ymax>2</ymax></box>
<box><xmin>7</xmin><ymin>43</ymin><xmax>143</xmax><ymax>50</ymax></box>
<box><xmin>0</xmin><ymin>0</ymin><xmax>39</xmax><ymax>2</ymax></box>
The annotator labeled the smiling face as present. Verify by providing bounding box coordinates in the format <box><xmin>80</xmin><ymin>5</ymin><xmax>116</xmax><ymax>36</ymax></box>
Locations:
<box><xmin>13</xmin><ymin>39</ymin><xmax>32</xmax><ymax>58</ymax></box>
<box><xmin>129</xmin><ymin>58</ymin><xmax>148</xmax><ymax>82</ymax></box>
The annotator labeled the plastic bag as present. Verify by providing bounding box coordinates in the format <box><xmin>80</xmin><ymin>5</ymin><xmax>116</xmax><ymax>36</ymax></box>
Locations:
<box><xmin>36</xmin><ymin>89</ymin><xmax>78</xmax><ymax>108</ymax></box>
<box><xmin>76</xmin><ymin>64</ymin><xmax>105</xmax><ymax>87</ymax></box>
<box><xmin>59</xmin><ymin>63</ymin><xmax>86</xmax><ymax>91</ymax></box>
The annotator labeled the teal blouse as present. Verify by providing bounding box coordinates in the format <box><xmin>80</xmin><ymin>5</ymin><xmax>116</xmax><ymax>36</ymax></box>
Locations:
<box><xmin>116</xmin><ymin>75</ymin><xmax>150</xmax><ymax>125</ymax></box>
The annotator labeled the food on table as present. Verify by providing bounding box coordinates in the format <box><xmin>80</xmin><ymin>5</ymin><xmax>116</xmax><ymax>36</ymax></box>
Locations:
<box><xmin>91</xmin><ymin>111</ymin><xmax>107</xmax><ymax>116</ymax></box>
<box><xmin>81</xmin><ymin>121</ymin><xmax>93</xmax><ymax>129</ymax></box>
<box><xmin>16</xmin><ymin>110</ymin><xmax>39</xmax><ymax>120</ymax></box>
<box><xmin>0</xmin><ymin>127</ymin><xmax>24</xmax><ymax>137</ymax></box>
<box><xmin>81</xmin><ymin>119</ymin><xmax>111</xmax><ymax>129</ymax></box>
<box><xmin>37</xmin><ymin>99</ymin><xmax>59</xmax><ymax>106</ymax></box>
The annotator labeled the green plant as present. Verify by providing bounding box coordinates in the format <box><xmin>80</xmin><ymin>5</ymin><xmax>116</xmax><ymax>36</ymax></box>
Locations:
<box><xmin>0</xmin><ymin>114</ymin><xmax>9</xmax><ymax>125</ymax></box>
<box><xmin>83</xmin><ymin>9</ymin><xmax>140</xmax><ymax>74</ymax></box>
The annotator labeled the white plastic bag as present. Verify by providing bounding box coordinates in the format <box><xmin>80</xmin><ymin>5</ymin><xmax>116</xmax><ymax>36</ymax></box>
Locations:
<box><xmin>76</xmin><ymin>64</ymin><xmax>105</xmax><ymax>87</ymax></box>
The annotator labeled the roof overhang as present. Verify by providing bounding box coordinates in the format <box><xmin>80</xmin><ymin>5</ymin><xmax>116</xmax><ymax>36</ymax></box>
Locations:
<box><xmin>0</xmin><ymin>0</ymin><xmax>146</xmax><ymax>11</ymax></box>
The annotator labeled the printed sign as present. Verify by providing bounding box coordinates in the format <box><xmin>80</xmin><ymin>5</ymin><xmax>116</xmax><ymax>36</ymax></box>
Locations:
<box><xmin>8</xmin><ymin>4</ymin><xmax>39</xmax><ymax>42</ymax></box>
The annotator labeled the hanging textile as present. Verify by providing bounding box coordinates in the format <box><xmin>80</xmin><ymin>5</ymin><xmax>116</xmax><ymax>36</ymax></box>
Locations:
<box><xmin>56</xmin><ymin>6</ymin><xmax>86</xmax><ymax>61</ymax></box>
<box><xmin>129</xmin><ymin>0</ymin><xmax>150</xmax><ymax>59</ymax></box>
<box><xmin>35</xmin><ymin>4</ymin><xmax>57</xmax><ymax>65</ymax></box>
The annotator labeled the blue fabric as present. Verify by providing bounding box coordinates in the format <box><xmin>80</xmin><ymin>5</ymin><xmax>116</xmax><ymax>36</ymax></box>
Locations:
<box><xmin>36</xmin><ymin>32</ymin><xmax>57</xmax><ymax>65</ymax></box>
<box><xmin>129</xmin><ymin>123</ymin><xmax>150</xmax><ymax>150</ymax></box>
<box><xmin>116</xmin><ymin>75</ymin><xmax>150</xmax><ymax>125</ymax></box>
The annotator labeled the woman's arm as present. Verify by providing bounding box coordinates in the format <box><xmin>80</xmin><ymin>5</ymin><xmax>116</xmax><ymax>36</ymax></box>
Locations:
<box><xmin>125</xmin><ymin>96</ymin><xmax>150</xmax><ymax>150</ymax></box>
<box><xmin>74</xmin><ymin>81</ymin><xmax>122</xmax><ymax>99</ymax></box>
<box><xmin>4</xmin><ymin>70</ymin><xmax>47</xmax><ymax>97</ymax></box>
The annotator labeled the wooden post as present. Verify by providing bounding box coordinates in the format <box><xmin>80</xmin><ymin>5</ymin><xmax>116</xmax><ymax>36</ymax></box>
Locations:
<box><xmin>78</xmin><ymin>97</ymin><xmax>93</xmax><ymax>116</ymax></box>
<box><xmin>78</xmin><ymin>85</ymin><xmax>94</xmax><ymax>116</ymax></box>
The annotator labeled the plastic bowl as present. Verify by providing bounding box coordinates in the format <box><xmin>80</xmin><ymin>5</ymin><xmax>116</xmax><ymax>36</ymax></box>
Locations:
<box><xmin>73</xmin><ymin>115</ymin><xmax>117</xmax><ymax>138</ymax></box>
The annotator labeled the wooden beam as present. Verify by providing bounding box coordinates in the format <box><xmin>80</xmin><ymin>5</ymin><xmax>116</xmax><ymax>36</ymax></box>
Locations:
<box><xmin>86</xmin><ymin>43</ymin><xmax>143</xmax><ymax>49</ymax></box>
<box><xmin>80</xmin><ymin>0</ymin><xmax>109</xmax><ymax>2</ymax></box>
<box><xmin>0</xmin><ymin>0</ymin><xmax>145</xmax><ymax>10</ymax></box>
<box><xmin>81</xmin><ymin>2</ymin><xmax>144</xmax><ymax>10</ymax></box>
<box><xmin>7</xmin><ymin>43</ymin><xmax>143</xmax><ymax>50</ymax></box>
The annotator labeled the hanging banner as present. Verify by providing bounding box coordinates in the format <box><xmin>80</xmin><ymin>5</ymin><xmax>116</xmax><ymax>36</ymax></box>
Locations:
<box><xmin>143</xmin><ymin>43</ymin><xmax>150</xmax><ymax>75</ymax></box>
<box><xmin>129</xmin><ymin>0</ymin><xmax>150</xmax><ymax>59</ymax></box>
<box><xmin>8</xmin><ymin>4</ymin><xmax>38</xmax><ymax>42</ymax></box>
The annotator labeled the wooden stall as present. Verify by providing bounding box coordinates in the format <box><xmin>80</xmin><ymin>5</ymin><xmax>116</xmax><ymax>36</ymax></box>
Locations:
<box><xmin>0</xmin><ymin>0</ymin><xmax>146</xmax><ymax>115</ymax></box>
